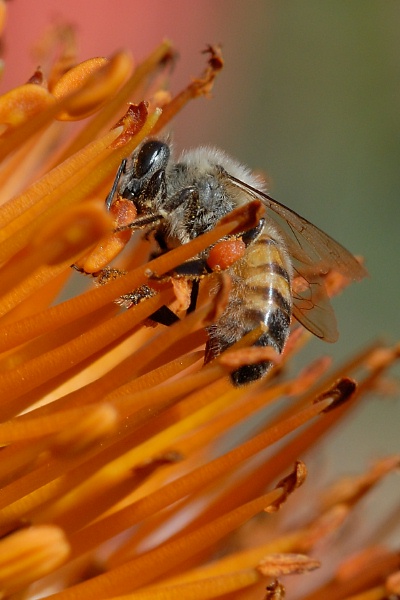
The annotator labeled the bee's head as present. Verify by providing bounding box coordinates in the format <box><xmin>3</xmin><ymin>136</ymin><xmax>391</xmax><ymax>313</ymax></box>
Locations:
<box><xmin>122</xmin><ymin>140</ymin><xmax>170</xmax><ymax>214</ymax></box>
<box><xmin>134</xmin><ymin>140</ymin><xmax>170</xmax><ymax>179</ymax></box>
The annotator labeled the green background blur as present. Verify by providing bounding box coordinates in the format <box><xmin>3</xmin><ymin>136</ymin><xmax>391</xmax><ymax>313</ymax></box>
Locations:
<box><xmin>174</xmin><ymin>2</ymin><xmax>400</xmax><ymax>360</ymax></box>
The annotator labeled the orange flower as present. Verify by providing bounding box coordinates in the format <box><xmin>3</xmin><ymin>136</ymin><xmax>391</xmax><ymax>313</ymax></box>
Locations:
<box><xmin>0</xmin><ymin>17</ymin><xmax>398</xmax><ymax>600</ymax></box>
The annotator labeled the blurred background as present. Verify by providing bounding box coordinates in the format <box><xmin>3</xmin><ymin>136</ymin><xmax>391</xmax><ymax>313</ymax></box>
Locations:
<box><xmin>2</xmin><ymin>2</ymin><xmax>399</xmax><ymax>481</ymax></box>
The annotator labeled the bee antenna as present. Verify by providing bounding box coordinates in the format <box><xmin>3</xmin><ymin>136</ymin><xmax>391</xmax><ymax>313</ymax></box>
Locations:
<box><xmin>105</xmin><ymin>158</ymin><xmax>127</xmax><ymax>210</ymax></box>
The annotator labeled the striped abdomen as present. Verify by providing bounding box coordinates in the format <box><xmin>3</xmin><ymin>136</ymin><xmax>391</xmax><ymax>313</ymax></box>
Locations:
<box><xmin>206</xmin><ymin>225</ymin><xmax>292</xmax><ymax>385</ymax></box>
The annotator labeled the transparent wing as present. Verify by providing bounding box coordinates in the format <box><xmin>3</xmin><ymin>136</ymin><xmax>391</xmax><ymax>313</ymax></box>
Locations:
<box><xmin>226</xmin><ymin>174</ymin><xmax>367</xmax><ymax>341</ymax></box>
<box><xmin>291</xmin><ymin>267</ymin><xmax>339</xmax><ymax>342</ymax></box>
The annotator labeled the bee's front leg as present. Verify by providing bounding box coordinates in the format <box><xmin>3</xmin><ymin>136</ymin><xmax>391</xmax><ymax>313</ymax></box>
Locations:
<box><xmin>72</xmin><ymin>264</ymin><xmax>162</xmax><ymax>314</ymax></box>
<box><xmin>71</xmin><ymin>264</ymin><xmax>127</xmax><ymax>282</ymax></box>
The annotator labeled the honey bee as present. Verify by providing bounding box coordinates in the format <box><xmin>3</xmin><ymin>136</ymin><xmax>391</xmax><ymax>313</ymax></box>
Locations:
<box><xmin>105</xmin><ymin>139</ymin><xmax>367</xmax><ymax>385</ymax></box>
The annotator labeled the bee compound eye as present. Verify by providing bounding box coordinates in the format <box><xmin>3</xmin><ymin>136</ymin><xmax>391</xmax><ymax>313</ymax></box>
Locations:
<box><xmin>135</xmin><ymin>141</ymin><xmax>170</xmax><ymax>178</ymax></box>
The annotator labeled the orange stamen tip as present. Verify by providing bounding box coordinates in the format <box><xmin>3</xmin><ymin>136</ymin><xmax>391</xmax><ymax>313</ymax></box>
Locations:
<box><xmin>0</xmin><ymin>525</ymin><xmax>70</xmax><ymax>595</ymax></box>
<box><xmin>219</xmin><ymin>199</ymin><xmax>264</xmax><ymax>232</ymax></box>
<box><xmin>257</xmin><ymin>553</ymin><xmax>321</xmax><ymax>576</ymax></box>
<box><xmin>52</xmin><ymin>56</ymin><xmax>107</xmax><ymax>93</ymax></box>
<box><xmin>0</xmin><ymin>84</ymin><xmax>55</xmax><ymax>128</ymax></box>
<box><xmin>26</xmin><ymin>66</ymin><xmax>46</xmax><ymax>85</ymax></box>
<box><xmin>81</xmin><ymin>199</ymin><xmax>136</xmax><ymax>272</ymax></box>
<box><xmin>111</xmin><ymin>101</ymin><xmax>150</xmax><ymax>148</ymax></box>
<box><xmin>82</xmin><ymin>230</ymin><xmax>132</xmax><ymax>273</ymax></box>
<box><xmin>266</xmin><ymin>461</ymin><xmax>307</xmax><ymax>512</ymax></box>
<box><xmin>169</xmin><ymin>278</ymin><xmax>193</xmax><ymax>313</ymax></box>
<box><xmin>30</xmin><ymin>202</ymin><xmax>113</xmax><ymax>265</ymax></box>
<box><xmin>318</xmin><ymin>377</ymin><xmax>357</xmax><ymax>412</ymax></box>
<box><xmin>53</xmin><ymin>53</ymin><xmax>133</xmax><ymax>121</ymax></box>
<box><xmin>52</xmin><ymin>403</ymin><xmax>119</xmax><ymax>456</ymax></box>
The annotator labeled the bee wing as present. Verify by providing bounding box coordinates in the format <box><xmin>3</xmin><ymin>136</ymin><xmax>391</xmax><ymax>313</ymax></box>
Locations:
<box><xmin>228</xmin><ymin>173</ymin><xmax>367</xmax><ymax>280</ymax></box>
<box><xmin>290</xmin><ymin>266</ymin><xmax>339</xmax><ymax>341</ymax></box>
<box><xmin>272</xmin><ymin>228</ymin><xmax>339</xmax><ymax>341</ymax></box>
<box><xmin>226</xmin><ymin>174</ymin><xmax>367</xmax><ymax>341</ymax></box>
